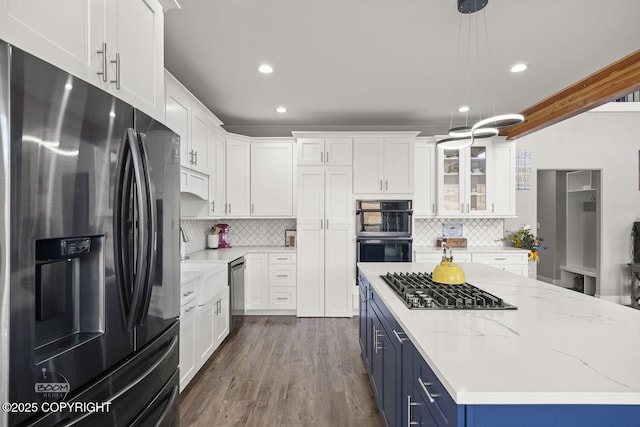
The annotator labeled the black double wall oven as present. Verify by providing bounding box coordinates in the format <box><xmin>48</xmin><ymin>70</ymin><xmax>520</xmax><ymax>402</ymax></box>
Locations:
<box><xmin>356</xmin><ymin>200</ymin><xmax>413</xmax><ymax>263</ymax></box>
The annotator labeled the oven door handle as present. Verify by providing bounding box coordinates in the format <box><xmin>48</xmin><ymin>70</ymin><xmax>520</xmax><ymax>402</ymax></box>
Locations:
<box><xmin>356</xmin><ymin>237</ymin><xmax>414</xmax><ymax>242</ymax></box>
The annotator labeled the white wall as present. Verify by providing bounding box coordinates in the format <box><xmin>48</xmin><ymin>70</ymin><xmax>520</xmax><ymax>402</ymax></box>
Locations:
<box><xmin>506</xmin><ymin>106</ymin><xmax>640</xmax><ymax>302</ymax></box>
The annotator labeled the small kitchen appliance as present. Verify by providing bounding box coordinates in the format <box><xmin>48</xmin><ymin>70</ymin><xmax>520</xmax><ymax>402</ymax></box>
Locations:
<box><xmin>431</xmin><ymin>248</ymin><xmax>466</xmax><ymax>285</ymax></box>
<box><xmin>381</xmin><ymin>272</ymin><xmax>516</xmax><ymax>310</ymax></box>
<box><xmin>216</xmin><ymin>223</ymin><xmax>232</xmax><ymax>248</ymax></box>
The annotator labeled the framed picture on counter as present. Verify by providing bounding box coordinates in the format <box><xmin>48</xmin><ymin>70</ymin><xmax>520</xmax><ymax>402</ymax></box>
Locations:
<box><xmin>285</xmin><ymin>229</ymin><xmax>297</xmax><ymax>247</ymax></box>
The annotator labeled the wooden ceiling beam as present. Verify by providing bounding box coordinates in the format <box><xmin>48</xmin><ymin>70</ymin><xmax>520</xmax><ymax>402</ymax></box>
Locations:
<box><xmin>502</xmin><ymin>49</ymin><xmax>640</xmax><ymax>140</ymax></box>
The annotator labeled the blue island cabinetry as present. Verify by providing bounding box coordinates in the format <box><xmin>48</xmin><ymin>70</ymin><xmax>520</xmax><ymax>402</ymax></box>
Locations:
<box><xmin>358</xmin><ymin>268</ymin><xmax>640</xmax><ymax>427</ymax></box>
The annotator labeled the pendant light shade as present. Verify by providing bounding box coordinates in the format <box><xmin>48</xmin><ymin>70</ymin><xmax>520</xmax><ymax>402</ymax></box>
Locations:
<box><xmin>448</xmin><ymin>126</ymin><xmax>499</xmax><ymax>139</ymax></box>
<box><xmin>472</xmin><ymin>114</ymin><xmax>525</xmax><ymax>131</ymax></box>
<box><xmin>436</xmin><ymin>137</ymin><xmax>474</xmax><ymax>149</ymax></box>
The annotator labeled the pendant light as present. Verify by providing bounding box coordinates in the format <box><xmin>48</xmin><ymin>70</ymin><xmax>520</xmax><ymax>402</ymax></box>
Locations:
<box><xmin>437</xmin><ymin>0</ymin><xmax>524</xmax><ymax>148</ymax></box>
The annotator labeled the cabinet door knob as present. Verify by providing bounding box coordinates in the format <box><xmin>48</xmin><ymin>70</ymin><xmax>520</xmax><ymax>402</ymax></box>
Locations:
<box><xmin>320</xmin><ymin>152</ymin><xmax>324</xmax><ymax>163</ymax></box>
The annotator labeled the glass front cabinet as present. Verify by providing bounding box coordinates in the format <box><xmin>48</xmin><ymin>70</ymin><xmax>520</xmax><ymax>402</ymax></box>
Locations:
<box><xmin>437</xmin><ymin>141</ymin><xmax>491</xmax><ymax>216</ymax></box>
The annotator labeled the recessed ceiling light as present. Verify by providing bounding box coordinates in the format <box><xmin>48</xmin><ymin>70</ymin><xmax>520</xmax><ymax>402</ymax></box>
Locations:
<box><xmin>258</xmin><ymin>64</ymin><xmax>273</xmax><ymax>74</ymax></box>
<box><xmin>510</xmin><ymin>63</ymin><xmax>528</xmax><ymax>73</ymax></box>
<box><xmin>457</xmin><ymin>105</ymin><xmax>471</xmax><ymax>113</ymax></box>
<box><xmin>275</xmin><ymin>106</ymin><xmax>287</xmax><ymax>113</ymax></box>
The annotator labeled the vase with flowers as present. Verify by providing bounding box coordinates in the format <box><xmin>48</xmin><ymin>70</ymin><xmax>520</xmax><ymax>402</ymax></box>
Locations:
<box><xmin>503</xmin><ymin>225</ymin><xmax>546</xmax><ymax>262</ymax></box>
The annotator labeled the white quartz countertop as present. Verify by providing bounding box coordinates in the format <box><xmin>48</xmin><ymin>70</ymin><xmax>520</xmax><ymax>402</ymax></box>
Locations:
<box><xmin>414</xmin><ymin>246</ymin><xmax>529</xmax><ymax>254</ymax></box>
<box><xmin>180</xmin><ymin>246</ymin><xmax>295</xmax><ymax>283</ymax></box>
<box><xmin>358</xmin><ymin>262</ymin><xmax>640</xmax><ymax>405</ymax></box>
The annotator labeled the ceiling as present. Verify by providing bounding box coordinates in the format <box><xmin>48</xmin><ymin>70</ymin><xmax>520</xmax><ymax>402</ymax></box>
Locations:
<box><xmin>164</xmin><ymin>0</ymin><xmax>640</xmax><ymax>138</ymax></box>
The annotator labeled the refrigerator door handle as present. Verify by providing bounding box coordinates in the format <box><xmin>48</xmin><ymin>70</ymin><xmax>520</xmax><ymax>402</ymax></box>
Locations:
<box><xmin>114</xmin><ymin>128</ymin><xmax>151</xmax><ymax>331</ymax></box>
<box><xmin>135</xmin><ymin>131</ymin><xmax>158</xmax><ymax>326</ymax></box>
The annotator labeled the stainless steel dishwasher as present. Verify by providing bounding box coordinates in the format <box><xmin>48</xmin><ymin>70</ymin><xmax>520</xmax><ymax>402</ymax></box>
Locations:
<box><xmin>228</xmin><ymin>257</ymin><xmax>245</xmax><ymax>332</ymax></box>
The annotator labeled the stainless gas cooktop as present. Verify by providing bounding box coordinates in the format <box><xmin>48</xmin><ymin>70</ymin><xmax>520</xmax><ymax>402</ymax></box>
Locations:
<box><xmin>381</xmin><ymin>272</ymin><xmax>517</xmax><ymax>310</ymax></box>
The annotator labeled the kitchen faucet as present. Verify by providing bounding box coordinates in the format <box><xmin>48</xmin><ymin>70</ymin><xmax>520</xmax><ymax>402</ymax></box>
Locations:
<box><xmin>179</xmin><ymin>226</ymin><xmax>189</xmax><ymax>260</ymax></box>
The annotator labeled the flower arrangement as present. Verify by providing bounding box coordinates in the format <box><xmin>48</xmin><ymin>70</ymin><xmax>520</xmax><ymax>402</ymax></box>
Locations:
<box><xmin>504</xmin><ymin>225</ymin><xmax>546</xmax><ymax>262</ymax></box>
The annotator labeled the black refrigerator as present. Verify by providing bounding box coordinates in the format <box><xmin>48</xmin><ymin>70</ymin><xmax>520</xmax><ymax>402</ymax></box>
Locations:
<box><xmin>0</xmin><ymin>41</ymin><xmax>181</xmax><ymax>426</ymax></box>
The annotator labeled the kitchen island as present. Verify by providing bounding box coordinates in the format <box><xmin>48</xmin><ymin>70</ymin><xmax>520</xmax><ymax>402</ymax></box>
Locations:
<box><xmin>358</xmin><ymin>262</ymin><xmax>640</xmax><ymax>427</ymax></box>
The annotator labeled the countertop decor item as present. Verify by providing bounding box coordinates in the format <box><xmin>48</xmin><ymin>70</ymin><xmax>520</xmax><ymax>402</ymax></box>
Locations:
<box><xmin>285</xmin><ymin>229</ymin><xmax>297</xmax><ymax>247</ymax></box>
<box><xmin>504</xmin><ymin>224</ymin><xmax>546</xmax><ymax>262</ymax></box>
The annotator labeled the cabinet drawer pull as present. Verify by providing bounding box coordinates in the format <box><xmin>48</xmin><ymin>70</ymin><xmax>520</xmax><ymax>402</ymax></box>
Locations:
<box><xmin>97</xmin><ymin>42</ymin><xmax>108</xmax><ymax>82</ymax></box>
<box><xmin>185</xmin><ymin>305</ymin><xmax>196</xmax><ymax>313</ymax></box>
<box><xmin>182</xmin><ymin>289</ymin><xmax>194</xmax><ymax>297</ymax></box>
<box><xmin>417</xmin><ymin>377</ymin><xmax>439</xmax><ymax>403</ymax></box>
<box><xmin>494</xmin><ymin>257</ymin><xmax>507</xmax><ymax>261</ymax></box>
<box><xmin>393</xmin><ymin>329</ymin><xmax>407</xmax><ymax>344</ymax></box>
<box><xmin>276</xmin><ymin>297</ymin><xmax>288</xmax><ymax>300</ymax></box>
<box><xmin>276</xmin><ymin>274</ymin><xmax>289</xmax><ymax>278</ymax></box>
<box><xmin>110</xmin><ymin>52</ymin><xmax>120</xmax><ymax>90</ymax></box>
<box><xmin>407</xmin><ymin>395</ymin><xmax>420</xmax><ymax>427</ymax></box>
<box><xmin>276</xmin><ymin>257</ymin><xmax>288</xmax><ymax>260</ymax></box>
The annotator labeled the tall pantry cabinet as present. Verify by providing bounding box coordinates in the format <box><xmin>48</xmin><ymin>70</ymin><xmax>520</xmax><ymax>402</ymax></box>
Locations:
<box><xmin>296</xmin><ymin>136</ymin><xmax>355</xmax><ymax>317</ymax></box>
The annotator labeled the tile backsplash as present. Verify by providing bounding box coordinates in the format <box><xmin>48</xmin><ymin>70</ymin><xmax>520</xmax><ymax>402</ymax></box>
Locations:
<box><xmin>414</xmin><ymin>218</ymin><xmax>505</xmax><ymax>247</ymax></box>
<box><xmin>180</xmin><ymin>218</ymin><xmax>297</xmax><ymax>254</ymax></box>
<box><xmin>180</xmin><ymin>217</ymin><xmax>504</xmax><ymax>254</ymax></box>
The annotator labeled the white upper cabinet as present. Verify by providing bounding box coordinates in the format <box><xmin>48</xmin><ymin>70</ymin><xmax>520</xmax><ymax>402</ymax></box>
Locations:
<box><xmin>353</xmin><ymin>138</ymin><xmax>384</xmax><ymax>193</ymax></box>
<box><xmin>414</xmin><ymin>138</ymin><xmax>437</xmax><ymax>217</ymax></box>
<box><xmin>225</xmin><ymin>136</ymin><xmax>251</xmax><ymax>216</ymax></box>
<box><xmin>190</xmin><ymin>104</ymin><xmax>212</xmax><ymax>173</ymax></box>
<box><xmin>489</xmin><ymin>140</ymin><xmax>516</xmax><ymax>216</ymax></box>
<box><xmin>0</xmin><ymin>0</ymin><xmax>165</xmax><ymax>120</ymax></box>
<box><xmin>436</xmin><ymin>139</ymin><xmax>515</xmax><ymax>217</ymax></box>
<box><xmin>295</xmin><ymin>136</ymin><xmax>352</xmax><ymax>166</ymax></box>
<box><xmin>105</xmin><ymin>0</ymin><xmax>165</xmax><ymax>120</ymax></box>
<box><xmin>437</xmin><ymin>142</ymin><xmax>490</xmax><ymax>216</ymax></box>
<box><xmin>165</xmin><ymin>72</ymin><xmax>216</xmax><ymax>176</ymax></box>
<box><xmin>210</xmin><ymin>132</ymin><xmax>227</xmax><ymax>216</ymax></box>
<box><xmin>250</xmin><ymin>142</ymin><xmax>294</xmax><ymax>217</ymax></box>
<box><xmin>353</xmin><ymin>134</ymin><xmax>416</xmax><ymax>194</ymax></box>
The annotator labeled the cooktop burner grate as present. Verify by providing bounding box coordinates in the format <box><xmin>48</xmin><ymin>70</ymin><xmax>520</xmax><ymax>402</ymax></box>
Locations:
<box><xmin>380</xmin><ymin>272</ymin><xmax>517</xmax><ymax>310</ymax></box>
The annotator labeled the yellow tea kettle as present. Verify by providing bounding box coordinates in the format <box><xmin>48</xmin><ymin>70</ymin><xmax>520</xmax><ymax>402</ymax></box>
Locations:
<box><xmin>432</xmin><ymin>248</ymin><xmax>466</xmax><ymax>285</ymax></box>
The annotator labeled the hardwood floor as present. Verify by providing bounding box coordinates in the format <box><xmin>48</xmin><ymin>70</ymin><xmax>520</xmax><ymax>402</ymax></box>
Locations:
<box><xmin>179</xmin><ymin>316</ymin><xmax>384</xmax><ymax>427</ymax></box>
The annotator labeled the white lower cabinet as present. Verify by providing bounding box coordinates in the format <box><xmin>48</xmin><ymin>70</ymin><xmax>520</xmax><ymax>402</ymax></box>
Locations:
<box><xmin>179</xmin><ymin>278</ymin><xmax>199</xmax><ymax>392</ymax></box>
<box><xmin>268</xmin><ymin>253</ymin><xmax>297</xmax><ymax>310</ymax></box>
<box><xmin>180</xmin><ymin>264</ymin><xmax>229</xmax><ymax>392</ymax></box>
<box><xmin>471</xmin><ymin>252</ymin><xmax>529</xmax><ymax>276</ymax></box>
<box><xmin>245</xmin><ymin>253</ymin><xmax>269</xmax><ymax>311</ymax></box>
<box><xmin>245</xmin><ymin>252</ymin><xmax>298</xmax><ymax>313</ymax></box>
<box><xmin>213</xmin><ymin>287</ymin><xmax>230</xmax><ymax>346</ymax></box>
<box><xmin>196</xmin><ymin>300</ymin><xmax>215</xmax><ymax>368</ymax></box>
<box><xmin>413</xmin><ymin>252</ymin><xmax>473</xmax><ymax>272</ymax></box>
<box><xmin>414</xmin><ymin>250</ymin><xmax>528</xmax><ymax>277</ymax></box>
